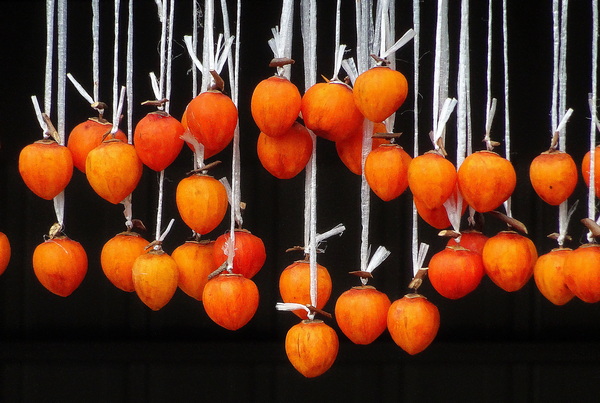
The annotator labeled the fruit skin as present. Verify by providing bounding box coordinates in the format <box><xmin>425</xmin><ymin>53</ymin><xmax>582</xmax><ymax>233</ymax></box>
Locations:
<box><xmin>202</xmin><ymin>273</ymin><xmax>259</xmax><ymax>330</ymax></box>
<box><xmin>447</xmin><ymin>230</ymin><xmax>489</xmax><ymax>255</ymax></box>
<box><xmin>251</xmin><ymin>75</ymin><xmax>301</xmax><ymax>137</ymax></box>
<box><xmin>534</xmin><ymin>248</ymin><xmax>574</xmax><ymax>306</ymax></box>
<box><xmin>301</xmin><ymin>81</ymin><xmax>364</xmax><ymax>142</ymax></box>
<box><xmin>67</xmin><ymin>119</ymin><xmax>127</xmax><ymax>173</ymax></box>
<box><xmin>413</xmin><ymin>196</ymin><xmax>451</xmax><ymax>229</ymax></box>
<box><xmin>171</xmin><ymin>240</ymin><xmax>217</xmax><ymax>301</ymax></box>
<box><xmin>387</xmin><ymin>294</ymin><xmax>440</xmax><ymax>355</ymax></box>
<box><xmin>186</xmin><ymin>90</ymin><xmax>238</xmax><ymax>157</ymax></box>
<box><xmin>256</xmin><ymin>122</ymin><xmax>313</xmax><ymax>179</ymax></box>
<box><xmin>353</xmin><ymin>66</ymin><xmax>409</xmax><ymax>123</ymax></box>
<box><xmin>213</xmin><ymin>229</ymin><xmax>266</xmax><ymax>279</ymax></box>
<box><xmin>285</xmin><ymin>319</ymin><xmax>339</xmax><ymax>378</ymax></box>
<box><xmin>365</xmin><ymin>144</ymin><xmax>412</xmax><ymax>201</ymax></box>
<box><xmin>132</xmin><ymin>249</ymin><xmax>179</xmax><ymax>311</ymax></box>
<box><xmin>458</xmin><ymin>150</ymin><xmax>516</xmax><ymax>213</ymax></box>
<box><xmin>134</xmin><ymin>112</ymin><xmax>185</xmax><ymax>171</ymax></box>
<box><xmin>428</xmin><ymin>246</ymin><xmax>485</xmax><ymax>299</ymax></box>
<box><xmin>563</xmin><ymin>243</ymin><xmax>600</xmax><ymax>303</ymax></box>
<box><xmin>0</xmin><ymin>232</ymin><xmax>11</xmax><ymax>276</ymax></box>
<box><xmin>85</xmin><ymin>138</ymin><xmax>143</xmax><ymax>204</ymax></box>
<box><xmin>408</xmin><ymin>152</ymin><xmax>457</xmax><ymax>209</ymax></box>
<box><xmin>335</xmin><ymin>122</ymin><xmax>389</xmax><ymax>175</ymax></box>
<box><xmin>279</xmin><ymin>260</ymin><xmax>332</xmax><ymax>320</ymax></box>
<box><xmin>334</xmin><ymin>285</ymin><xmax>391</xmax><ymax>345</ymax></box>
<box><xmin>482</xmin><ymin>231</ymin><xmax>538</xmax><ymax>292</ymax></box>
<box><xmin>529</xmin><ymin>151</ymin><xmax>577</xmax><ymax>205</ymax></box>
<box><xmin>32</xmin><ymin>236</ymin><xmax>88</xmax><ymax>297</ymax></box>
<box><xmin>100</xmin><ymin>231</ymin><xmax>149</xmax><ymax>292</ymax></box>
<box><xmin>19</xmin><ymin>139</ymin><xmax>73</xmax><ymax>200</ymax></box>
<box><xmin>175</xmin><ymin>174</ymin><xmax>228</xmax><ymax>235</ymax></box>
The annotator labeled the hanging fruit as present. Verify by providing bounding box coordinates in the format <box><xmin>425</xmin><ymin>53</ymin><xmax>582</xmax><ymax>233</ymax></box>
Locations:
<box><xmin>581</xmin><ymin>145</ymin><xmax>600</xmax><ymax>197</ymax></box>
<box><xmin>482</xmin><ymin>231</ymin><xmax>538</xmax><ymax>292</ymax></box>
<box><xmin>279</xmin><ymin>260</ymin><xmax>332</xmax><ymax>320</ymax></box>
<box><xmin>335</xmin><ymin>122</ymin><xmax>389</xmax><ymax>175</ymax></box>
<box><xmin>353</xmin><ymin>65</ymin><xmax>409</xmax><ymax>123</ymax></box>
<box><xmin>408</xmin><ymin>152</ymin><xmax>457</xmax><ymax>209</ymax></box>
<box><xmin>285</xmin><ymin>319</ymin><xmax>339</xmax><ymax>378</ymax></box>
<box><xmin>134</xmin><ymin>111</ymin><xmax>185</xmax><ymax>171</ymax></box>
<box><xmin>171</xmin><ymin>239</ymin><xmax>218</xmax><ymax>301</ymax></box>
<box><xmin>251</xmin><ymin>75</ymin><xmax>301</xmax><ymax>137</ymax></box>
<box><xmin>365</xmin><ymin>143</ymin><xmax>412</xmax><ymax>201</ymax></box>
<box><xmin>446</xmin><ymin>230</ymin><xmax>489</xmax><ymax>255</ymax></box>
<box><xmin>202</xmin><ymin>273</ymin><xmax>259</xmax><ymax>330</ymax></box>
<box><xmin>67</xmin><ymin>118</ymin><xmax>127</xmax><ymax>173</ymax></box>
<box><xmin>428</xmin><ymin>245</ymin><xmax>485</xmax><ymax>299</ymax></box>
<box><xmin>176</xmin><ymin>173</ymin><xmax>228</xmax><ymax>235</ymax></box>
<box><xmin>563</xmin><ymin>243</ymin><xmax>600</xmax><ymax>303</ymax></box>
<box><xmin>131</xmin><ymin>246</ymin><xmax>179</xmax><ymax>311</ymax></box>
<box><xmin>387</xmin><ymin>293</ymin><xmax>440</xmax><ymax>355</ymax></box>
<box><xmin>85</xmin><ymin>137</ymin><xmax>143</xmax><ymax>204</ymax></box>
<box><xmin>534</xmin><ymin>248</ymin><xmax>574</xmax><ymax>306</ymax></box>
<box><xmin>458</xmin><ymin>150</ymin><xmax>516</xmax><ymax>213</ymax></box>
<box><xmin>213</xmin><ymin>229</ymin><xmax>266</xmax><ymax>279</ymax></box>
<box><xmin>529</xmin><ymin>150</ymin><xmax>578</xmax><ymax>205</ymax></box>
<box><xmin>0</xmin><ymin>232</ymin><xmax>10</xmax><ymax>276</ymax></box>
<box><xmin>414</xmin><ymin>197</ymin><xmax>451</xmax><ymax>229</ymax></box>
<box><xmin>19</xmin><ymin>139</ymin><xmax>73</xmax><ymax>200</ymax></box>
<box><xmin>32</xmin><ymin>233</ymin><xmax>88</xmax><ymax>297</ymax></box>
<box><xmin>100</xmin><ymin>231</ymin><xmax>149</xmax><ymax>292</ymax></box>
<box><xmin>301</xmin><ymin>81</ymin><xmax>364</xmax><ymax>142</ymax></box>
<box><xmin>256</xmin><ymin>122</ymin><xmax>313</xmax><ymax>179</ymax></box>
<box><xmin>334</xmin><ymin>285</ymin><xmax>391</xmax><ymax>345</ymax></box>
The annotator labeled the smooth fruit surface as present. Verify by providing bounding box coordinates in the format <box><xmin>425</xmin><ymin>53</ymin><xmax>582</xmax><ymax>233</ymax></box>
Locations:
<box><xmin>408</xmin><ymin>152</ymin><xmax>457</xmax><ymax>209</ymax></box>
<box><xmin>101</xmin><ymin>232</ymin><xmax>149</xmax><ymax>292</ymax></box>
<box><xmin>279</xmin><ymin>260</ymin><xmax>332</xmax><ymax>319</ymax></box>
<box><xmin>529</xmin><ymin>151</ymin><xmax>577</xmax><ymax>205</ymax></box>
<box><xmin>0</xmin><ymin>232</ymin><xmax>10</xmax><ymax>276</ymax></box>
<box><xmin>563</xmin><ymin>243</ymin><xmax>600</xmax><ymax>303</ymax></box>
<box><xmin>68</xmin><ymin>119</ymin><xmax>127</xmax><ymax>173</ymax></box>
<box><xmin>447</xmin><ymin>231</ymin><xmax>489</xmax><ymax>255</ymax></box>
<box><xmin>176</xmin><ymin>174</ymin><xmax>228</xmax><ymax>235</ymax></box>
<box><xmin>428</xmin><ymin>246</ymin><xmax>485</xmax><ymax>299</ymax></box>
<box><xmin>256</xmin><ymin>122</ymin><xmax>313</xmax><ymax>179</ymax></box>
<box><xmin>132</xmin><ymin>249</ymin><xmax>179</xmax><ymax>311</ymax></box>
<box><xmin>19</xmin><ymin>140</ymin><xmax>73</xmax><ymax>200</ymax></box>
<box><xmin>365</xmin><ymin>144</ymin><xmax>411</xmax><ymax>201</ymax></box>
<box><xmin>213</xmin><ymin>229</ymin><xmax>266</xmax><ymax>279</ymax></box>
<box><xmin>335</xmin><ymin>122</ymin><xmax>389</xmax><ymax>175</ymax></box>
<box><xmin>285</xmin><ymin>319</ymin><xmax>339</xmax><ymax>378</ymax></box>
<box><xmin>134</xmin><ymin>112</ymin><xmax>185</xmax><ymax>171</ymax></box>
<box><xmin>534</xmin><ymin>248</ymin><xmax>574</xmax><ymax>305</ymax></box>
<box><xmin>387</xmin><ymin>294</ymin><xmax>440</xmax><ymax>355</ymax></box>
<box><xmin>172</xmin><ymin>240</ymin><xmax>217</xmax><ymax>301</ymax></box>
<box><xmin>251</xmin><ymin>75</ymin><xmax>301</xmax><ymax>137</ymax></box>
<box><xmin>353</xmin><ymin>66</ymin><xmax>409</xmax><ymax>123</ymax></box>
<box><xmin>202</xmin><ymin>273</ymin><xmax>259</xmax><ymax>330</ymax></box>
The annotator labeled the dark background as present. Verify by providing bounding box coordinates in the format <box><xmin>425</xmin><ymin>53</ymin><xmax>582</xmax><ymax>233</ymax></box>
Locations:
<box><xmin>1</xmin><ymin>0</ymin><xmax>600</xmax><ymax>402</ymax></box>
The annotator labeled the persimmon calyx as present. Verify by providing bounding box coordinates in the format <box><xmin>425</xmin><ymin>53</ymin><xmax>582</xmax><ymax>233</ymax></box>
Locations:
<box><xmin>141</xmin><ymin>98</ymin><xmax>169</xmax><ymax>108</ymax></box>
<box><xmin>488</xmin><ymin>211</ymin><xmax>528</xmax><ymax>235</ymax></box>
<box><xmin>369</xmin><ymin>53</ymin><xmax>390</xmax><ymax>66</ymax></box>
<box><xmin>581</xmin><ymin>218</ymin><xmax>600</xmax><ymax>239</ymax></box>
<box><xmin>41</xmin><ymin>113</ymin><xmax>60</xmax><ymax>143</ymax></box>
<box><xmin>209</xmin><ymin>70</ymin><xmax>225</xmax><ymax>92</ymax></box>
<box><xmin>547</xmin><ymin>232</ymin><xmax>572</xmax><ymax>242</ymax></box>
<box><xmin>348</xmin><ymin>270</ymin><xmax>373</xmax><ymax>279</ymax></box>
<box><xmin>268</xmin><ymin>57</ymin><xmax>295</xmax><ymax>68</ymax></box>
<box><xmin>186</xmin><ymin>160</ymin><xmax>222</xmax><ymax>176</ymax></box>
<box><xmin>47</xmin><ymin>223</ymin><xmax>63</xmax><ymax>240</ymax></box>
<box><xmin>438</xmin><ymin>229</ymin><xmax>461</xmax><ymax>239</ymax></box>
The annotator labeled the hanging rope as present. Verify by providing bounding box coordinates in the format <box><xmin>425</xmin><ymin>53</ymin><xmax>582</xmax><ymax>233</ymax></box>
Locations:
<box><xmin>412</xmin><ymin>0</ymin><xmax>420</xmax><ymax>270</ymax></box>
<box><xmin>588</xmin><ymin>0</ymin><xmax>599</xmax><ymax>241</ymax></box>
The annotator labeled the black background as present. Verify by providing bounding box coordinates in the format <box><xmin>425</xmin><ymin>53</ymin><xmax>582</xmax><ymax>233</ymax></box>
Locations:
<box><xmin>1</xmin><ymin>0</ymin><xmax>600</xmax><ymax>402</ymax></box>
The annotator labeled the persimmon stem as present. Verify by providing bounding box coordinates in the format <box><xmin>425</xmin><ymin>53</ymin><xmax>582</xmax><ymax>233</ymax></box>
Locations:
<box><xmin>489</xmin><ymin>210</ymin><xmax>528</xmax><ymax>234</ymax></box>
<box><xmin>409</xmin><ymin>268</ymin><xmax>428</xmax><ymax>292</ymax></box>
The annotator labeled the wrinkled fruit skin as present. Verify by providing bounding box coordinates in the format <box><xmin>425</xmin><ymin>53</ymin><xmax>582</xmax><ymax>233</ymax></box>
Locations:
<box><xmin>529</xmin><ymin>151</ymin><xmax>577</xmax><ymax>206</ymax></box>
<box><xmin>19</xmin><ymin>140</ymin><xmax>73</xmax><ymax>200</ymax></box>
<box><xmin>0</xmin><ymin>232</ymin><xmax>10</xmax><ymax>276</ymax></box>
<box><xmin>353</xmin><ymin>66</ymin><xmax>409</xmax><ymax>123</ymax></box>
<box><xmin>132</xmin><ymin>250</ymin><xmax>179</xmax><ymax>311</ymax></box>
<box><xmin>251</xmin><ymin>75</ymin><xmax>301</xmax><ymax>137</ymax></box>
<box><xmin>365</xmin><ymin>144</ymin><xmax>411</xmax><ymax>201</ymax></box>
<box><xmin>256</xmin><ymin>122</ymin><xmax>312</xmax><ymax>179</ymax></box>
<box><xmin>202</xmin><ymin>273</ymin><xmax>259</xmax><ymax>330</ymax></box>
<box><xmin>408</xmin><ymin>152</ymin><xmax>457</xmax><ymax>209</ymax></box>
<box><xmin>336</xmin><ymin>123</ymin><xmax>389</xmax><ymax>175</ymax></box>
<box><xmin>482</xmin><ymin>231</ymin><xmax>538</xmax><ymax>292</ymax></box>
<box><xmin>101</xmin><ymin>232</ymin><xmax>149</xmax><ymax>292</ymax></box>
<box><xmin>279</xmin><ymin>260</ymin><xmax>332</xmax><ymax>320</ymax></box>
<box><xmin>176</xmin><ymin>174</ymin><xmax>228</xmax><ymax>235</ymax></box>
<box><xmin>428</xmin><ymin>246</ymin><xmax>485</xmax><ymax>299</ymax></box>
<box><xmin>134</xmin><ymin>112</ymin><xmax>185</xmax><ymax>171</ymax></box>
<box><xmin>172</xmin><ymin>240</ymin><xmax>217</xmax><ymax>301</ymax></box>
<box><xmin>213</xmin><ymin>229</ymin><xmax>266</xmax><ymax>279</ymax></box>
<box><xmin>285</xmin><ymin>319</ymin><xmax>339</xmax><ymax>378</ymax></box>
<box><xmin>68</xmin><ymin>119</ymin><xmax>127</xmax><ymax>173</ymax></box>
<box><xmin>32</xmin><ymin>236</ymin><xmax>88</xmax><ymax>297</ymax></box>
<box><xmin>563</xmin><ymin>243</ymin><xmax>600</xmax><ymax>303</ymax></box>
<box><xmin>334</xmin><ymin>286</ymin><xmax>391</xmax><ymax>345</ymax></box>
<box><xmin>458</xmin><ymin>150</ymin><xmax>516</xmax><ymax>213</ymax></box>
<box><xmin>534</xmin><ymin>248</ymin><xmax>574</xmax><ymax>306</ymax></box>
<box><xmin>387</xmin><ymin>294</ymin><xmax>440</xmax><ymax>355</ymax></box>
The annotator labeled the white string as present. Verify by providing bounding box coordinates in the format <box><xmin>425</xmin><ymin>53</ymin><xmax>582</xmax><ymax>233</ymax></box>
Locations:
<box><xmin>184</xmin><ymin>35</ymin><xmax>206</xmax><ymax>74</ymax></box>
<box><xmin>111</xmin><ymin>86</ymin><xmax>126</xmax><ymax>135</ymax></box>
<box><xmin>341</xmin><ymin>58</ymin><xmax>359</xmax><ymax>85</ymax></box>
<box><xmin>457</xmin><ymin>0</ymin><xmax>469</xmax><ymax>169</ymax></box>
<box><xmin>45</xmin><ymin>0</ymin><xmax>55</xmax><ymax>117</ymax></box>
<box><xmin>67</xmin><ymin>74</ymin><xmax>95</xmax><ymax>105</ymax></box>
<box><xmin>559</xmin><ymin>0</ymin><xmax>568</xmax><ymax>152</ymax></box>
<box><xmin>54</xmin><ymin>0</ymin><xmax>67</xmax><ymax>228</ymax></box>
<box><xmin>315</xmin><ymin>224</ymin><xmax>346</xmax><ymax>246</ymax></box>
<box><xmin>156</xmin><ymin>170</ymin><xmax>165</xmax><ymax>240</ymax></box>
<box><xmin>501</xmin><ymin>0</ymin><xmax>512</xmax><ymax>218</ymax></box>
<box><xmin>192</xmin><ymin>0</ymin><xmax>199</xmax><ymax>97</ymax></box>
<box><xmin>158</xmin><ymin>0</ymin><xmax>167</xmax><ymax>100</ymax></box>
<box><xmin>279</xmin><ymin>0</ymin><xmax>295</xmax><ymax>79</ymax></box>
<box><xmin>113</xmin><ymin>0</ymin><xmax>121</xmax><ymax>124</ymax></box>
<box><xmin>588</xmin><ymin>0</ymin><xmax>598</xmax><ymax>236</ymax></box>
<box><xmin>31</xmin><ymin>96</ymin><xmax>49</xmax><ymax>136</ymax></box>
<box><xmin>361</xmin><ymin>246</ymin><xmax>391</xmax><ymax>286</ymax></box>
<box><xmin>126</xmin><ymin>0</ymin><xmax>134</xmax><ymax>144</ymax></box>
<box><xmin>432</xmin><ymin>0</ymin><xmax>449</xmax><ymax>135</ymax></box>
<box><xmin>202</xmin><ymin>0</ymin><xmax>215</xmax><ymax>91</ymax></box>
<box><xmin>165</xmin><ymin>0</ymin><xmax>175</xmax><ymax>114</ymax></box>
<box><xmin>412</xmin><ymin>243</ymin><xmax>429</xmax><ymax>278</ymax></box>
<box><xmin>380</xmin><ymin>29</ymin><xmax>416</xmax><ymax>60</ymax></box>
<box><xmin>360</xmin><ymin>119</ymin><xmax>373</xmax><ymax>272</ymax></box>
<box><xmin>275</xmin><ymin>302</ymin><xmax>311</xmax><ymax>316</ymax></box>
<box><xmin>157</xmin><ymin>218</ymin><xmax>175</xmax><ymax>243</ymax></box>
<box><xmin>412</xmin><ymin>0</ymin><xmax>421</xmax><ymax>271</ymax></box>
<box><xmin>433</xmin><ymin>98</ymin><xmax>458</xmax><ymax>151</ymax></box>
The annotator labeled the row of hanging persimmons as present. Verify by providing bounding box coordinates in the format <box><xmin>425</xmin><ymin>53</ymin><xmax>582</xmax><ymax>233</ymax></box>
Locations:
<box><xmin>8</xmin><ymin>57</ymin><xmax>600</xmax><ymax>378</ymax></box>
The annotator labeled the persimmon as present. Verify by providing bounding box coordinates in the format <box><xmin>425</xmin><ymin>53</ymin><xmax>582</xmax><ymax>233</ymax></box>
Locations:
<box><xmin>529</xmin><ymin>150</ymin><xmax>577</xmax><ymax>205</ymax></box>
<box><xmin>447</xmin><ymin>230</ymin><xmax>489</xmax><ymax>255</ymax></box>
<box><xmin>353</xmin><ymin>66</ymin><xmax>409</xmax><ymax>123</ymax></box>
<box><xmin>413</xmin><ymin>196</ymin><xmax>451</xmax><ymax>229</ymax></box>
<box><xmin>482</xmin><ymin>231</ymin><xmax>538</xmax><ymax>292</ymax></box>
<box><xmin>131</xmin><ymin>248</ymin><xmax>179</xmax><ymax>311</ymax></box>
<box><xmin>185</xmin><ymin>90</ymin><xmax>238</xmax><ymax>157</ymax></box>
<box><xmin>19</xmin><ymin>139</ymin><xmax>73</xmax><ymax>200</ymax></box>
<box><xmin>175</xmin><ymin>173</ymin><xmax>228</xmax><ymax>235</ymax></box>
<box><xmin>458</xmin><ymin>150</ymin><xmax>516</xmax><ymax>212</ymax></box>
<box><xmin>582</xmin><ymin>145</ymin><xmax>600</xmax><ymax>197</ymax></box>
<box><xmin>285</xmin><ymin>319</ymin><xmax>339</xmax><ymax>378</ymax></box>
<box><xmin>279</xmin><ymin>260</ymin><xmax>332</xmax><ymax>320</ymax></box>
<box><xmin>0</xmin><ymin>232</ymin><xmax>9</xmax><ymax>276</ymax></box>
<box><xmin>85</xmin><ymin>137</ymin><xmax>143</xmax><ymax>204</ymax></box>
<box><xmin>202</xmin><ymin>273</ymin><xmax>259</xmax><ymax>330</ymax></box>
<box><xmin>407</xmin><ymin>152</ymin><xmax>457</xmax><ymax>209</ymax></box>
<box><xmin>171</xmin><ymin>239</ymin><xmax>217</xmax><ymax>301</ymax></box>
<box><xmin>134</xmin><ymin>111</ymin><xmax>185</xmax><ymax>171</ymax></box>
<box><xmin>534</xmin><ymin>248</ymin><xmax>574</xmax><ymax>306</ymax></box>
<box><xmin>387</xmin><ymin>294</ymin><xmax>440</xmax><ymax>355</ymax></box>
<box><xmin>251</xmin><ymin>75</ymin><xmax>301</xmax><ymax>137</ymax></box>
<box><xmin>67</xmin><ymin>118</ymin><xmax>126</xmax><ymax>173</ymax></box>
<box><xmin>213</xmin><ymin>229</ymin><xmax>266</xmax><ymax>279</ymax></box>
<box><xmin>32</xmin><ymin>235</ymin><xmax>88</xmax><ymax>297</ymax></box>
<box><xmin>563</xmin><ymin>243</ymin><xmax>600</xmax><ymax>303</ymax></box>
<box><xmin>335</xmin><ymin>122</ymin><xmax>389</xmax><ymax>175</ymax></box>
<box><xmin>428</xmin><ymin>245</ymin><xmax>485</xmax><ymax>299</ymax></box>
<box><xmin>365</xmin><ymin>143</ymin><xmax>411</xmax><ymax>201</ymax></box>
<box><xmin>334</xmin><ymin>285</ymin><xmax>391</xmax><ymax>345</ymax></box>
<box><xmin>301</xmin><ymin>81</ymin><xmax>364</xmax><ymax>142</ymax></box>
<box><xmin>256</xmin><ymin>122</ymin><xmax>313</xmax><ymax>179</ymax></box>
<box><xmin>100</xmin><ymin>231</ymin><xmax>149</xmax><ymax>292</ymax></box>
